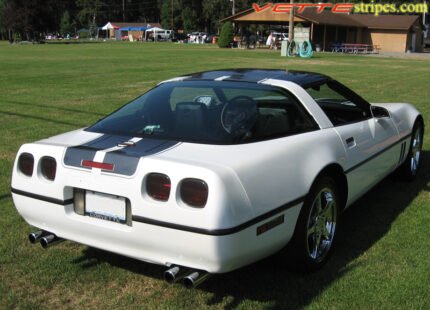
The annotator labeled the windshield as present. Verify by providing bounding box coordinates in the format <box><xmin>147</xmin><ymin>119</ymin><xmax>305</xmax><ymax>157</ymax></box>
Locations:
<box><xmin>87</xmin><ymin>81</ymin><xmax>316</xmax><ymax>144</ymax></box>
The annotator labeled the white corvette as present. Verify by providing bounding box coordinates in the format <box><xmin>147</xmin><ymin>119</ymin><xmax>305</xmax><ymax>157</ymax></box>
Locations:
<box><xmin>12</xmin><ymin>69</ymin><xmax>424</xmax><ymax>288</ymax></box>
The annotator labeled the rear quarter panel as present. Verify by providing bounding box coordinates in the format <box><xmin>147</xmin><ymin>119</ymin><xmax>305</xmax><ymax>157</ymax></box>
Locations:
<box><xmin>157</xmin><ymin>128</ymin><xmax>348</xmax><ymax>227</ymax></box>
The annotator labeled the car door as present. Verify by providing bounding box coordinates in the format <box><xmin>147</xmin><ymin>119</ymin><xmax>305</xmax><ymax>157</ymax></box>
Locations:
<box><xmin>306</xmin><ymin>81</ymin><xmax>399</xmax><ymax>204</ymax></box>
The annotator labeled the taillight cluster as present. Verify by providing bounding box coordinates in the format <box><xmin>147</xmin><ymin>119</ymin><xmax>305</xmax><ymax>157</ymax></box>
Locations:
<box><xmin>41</xmin><ymin>157</ymin><xmax>57</xmax><ymax>181</ymax></box>
<box><xmin>180</xmin><ymin>178</ymin><xmax>208</xmax><ymax>208</ymax></box>
<box><xmin>18</xmin><ymin>153</ymin><xmax>57</xmax><ymax>181</ymax></box>
<box><xmin>145</xmin><ymin>174</ymin><xmax>208</xmax><ymax>208</ymax></box>
<box><xmin>146</xmin><ymin>173</ymin><xmax>171</xmax><ymax>202</ymax></box>
<box><xmin>18</xmin><ymin>153</ymin><xmax>34</xmax><ymax>176</ymax></box>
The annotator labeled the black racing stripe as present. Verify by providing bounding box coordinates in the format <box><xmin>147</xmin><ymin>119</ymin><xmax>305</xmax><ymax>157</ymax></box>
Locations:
<box><xmin>345</xmin><ymin>134</ymin><xmax>411</xmax><ymax>174</ymax></box>
<box><xmin>132</xmin><ymin>195</ymin><xmax>306</xmax><ymax>236</ymax></box>
<box><xmin>103</xmin><ymin>152</ymin><xmax>140</xmax><ymax>176</ymax></box>
<box><xmin>64</xmin><ymin>134</ymin><xmax>132</xmax><ymax>170</ymax></box>
<box><xmin>64</xmin><ymin>134</ymin><xmax>180</xmax><ymax>175</ymax></box>
<box><xmin>83</xmin><ymin>134</ymin><xmax>133</xmax><ymax>149</ymax></box>
<box><xmin>104</xmin><ymin>140</ymin><xmax>180</xmax><ymax>176</ymax></box>
<box><xmin>112</xmin><ymin>139</ymin><xmax>179</xmax><ymax>157</ymax></box>
<box><xmin>64</xmin><ymin>147</ymin><xmax>97</xmax><ymax>169</ymax></box>
<box><xmin>11</xmin><ymin>188</ymin><xmax>73</xmax><ymax>205</ymax></box>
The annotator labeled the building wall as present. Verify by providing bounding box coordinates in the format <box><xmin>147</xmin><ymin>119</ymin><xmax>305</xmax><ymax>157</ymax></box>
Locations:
<box><xmin>369</xmin><ymin>30</ymin><xmax>408</xmax><ymax>52</ymax></box>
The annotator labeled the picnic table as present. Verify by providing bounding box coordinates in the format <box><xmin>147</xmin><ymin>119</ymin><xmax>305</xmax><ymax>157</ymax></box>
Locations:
<box><xmin>331</xmin><ymin>43</ymin><xmax>379</xmax><ymax>54</ymax></box>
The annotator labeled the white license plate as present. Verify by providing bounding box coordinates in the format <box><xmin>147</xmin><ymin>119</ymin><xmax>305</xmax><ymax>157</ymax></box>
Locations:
<box><xmin>85</xmin><ymin>191</ymin><xmax>126</xmax><ymax>224</ymax></box>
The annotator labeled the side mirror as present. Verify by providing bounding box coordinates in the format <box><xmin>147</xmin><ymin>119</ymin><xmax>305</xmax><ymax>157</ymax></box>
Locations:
<box><xmin>371</xmin><ymin>106</ymin><xmax>390</xmax><ymax>119</ymax></box>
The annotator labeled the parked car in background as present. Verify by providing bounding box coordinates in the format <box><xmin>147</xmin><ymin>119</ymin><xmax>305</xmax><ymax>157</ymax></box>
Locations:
<box><xmin>188</xmin><ymin>32</ymin><xmax>207</xmax><ymax>44</ymax></box>
<box><xmin>156</xmin><ymin>30</ymin><xmax>172</xmax><ymax>41</ymax></box>
<box><xmin>273</xmin><ymin>32</ymin><xmax>289</xmax><ymax>41</ymax></box>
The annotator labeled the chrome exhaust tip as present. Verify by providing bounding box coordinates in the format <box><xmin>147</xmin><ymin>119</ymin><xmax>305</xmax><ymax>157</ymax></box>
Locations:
<box><xmin>164</xmin><ymin>266</ymin><xmax>191</xmax><ymax>284</ymax></box>
<box><xmin>183</xmin><ymin>271</ymin><xmax>211</xmax><ymax>289</ymax></box>
<box><xmin>164</xmin><ymin>266</ymin><xmax>180</xmax><ymax>284</ymax></box>
<box><xmin>28</xmin><ymin>231</ymin><xmax>48</xmax><ymax>244</ymax></box>
<box><xmin>40</xmin><ymin>234</ymin><xmax>64</xmax><ymax>248</ymax></box>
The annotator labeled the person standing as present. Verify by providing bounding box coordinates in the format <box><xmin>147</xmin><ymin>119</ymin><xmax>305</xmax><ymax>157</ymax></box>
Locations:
<box><xmin>266</xmin><ymin>32</ymin><xmax>273</xmax><ymax>49</ymax></box>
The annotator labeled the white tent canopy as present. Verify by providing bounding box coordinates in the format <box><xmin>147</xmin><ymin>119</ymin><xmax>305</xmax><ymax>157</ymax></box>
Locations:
<box><xmin>145</xmin><ymin>27</ymin><xmax>166</xmax><ymax>41</ymax></box>
<box><xmin>101</xmin><ymin>22</ymin><xmax>119</xmax><ymax>30</ymax></box>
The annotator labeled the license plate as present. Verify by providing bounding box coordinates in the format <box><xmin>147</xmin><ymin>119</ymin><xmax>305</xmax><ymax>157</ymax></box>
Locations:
<box><xmin>85</xmin><ymin>191</ymin><xmax>126</xmax><ymax>224</ymax></box>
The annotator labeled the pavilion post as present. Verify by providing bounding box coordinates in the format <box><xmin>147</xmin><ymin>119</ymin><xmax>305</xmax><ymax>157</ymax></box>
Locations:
<box><xmin>310</xmin><ymin>23</ymin><xmax>314</xmax><ymax>41</ymax></box>
<box><xmin>323</xmin><ymin>25</ymin><xmax>327</xmax><ymax>51</ymax></box>
<box><xmin>288</xmin><ymin>0</ymin><xmax>294</xmax><ymax>41</ymax></box>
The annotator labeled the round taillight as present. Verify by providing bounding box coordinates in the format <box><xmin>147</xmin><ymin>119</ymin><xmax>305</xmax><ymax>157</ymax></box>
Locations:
<box><xmin>146</xmin><ymin>173</ymin><xmax>171</xmax><ymax>202</ymax></box>
<box><xmin>41</xmin><ymin>157</ymin><xmax>57</xmax><ymax>181</ymax></box>
<box><xmin>180</xmin><ymin>178</ymin><xmax>208</xmax><ymax>208</ymax></box>
<box><xmin>18</xmin><ymin>153</ymin><xmax>34</xmax><ymax>176</ymax></box>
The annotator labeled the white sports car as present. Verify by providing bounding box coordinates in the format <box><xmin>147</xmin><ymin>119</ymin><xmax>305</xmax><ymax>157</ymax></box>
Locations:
<box><xmin>12</xmin><ymin>69</ymin><xmax>424</xmax><ymax>288</ymax></box>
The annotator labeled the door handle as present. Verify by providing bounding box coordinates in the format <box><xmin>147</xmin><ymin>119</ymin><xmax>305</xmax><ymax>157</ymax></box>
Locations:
<box><xmin>345</xmin><ymin>137</ymin><xmax>356</xmax><ymax>147</ymax></box>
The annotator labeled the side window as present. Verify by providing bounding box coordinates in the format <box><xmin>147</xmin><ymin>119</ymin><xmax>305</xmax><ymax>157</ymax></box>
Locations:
<box><xmin>306</xmin><ymin>81</ymin><xmax>370</xmax><ymax>126</ymax></box>
<box><xmin>252</xmin><ymin>90</ymin><xmax>317</xmax><ymax>139</ymax></box>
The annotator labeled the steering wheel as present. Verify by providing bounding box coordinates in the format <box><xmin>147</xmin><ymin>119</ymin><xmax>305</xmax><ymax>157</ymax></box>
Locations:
<box><xmin>221</xmin><ymin>95</ymin><xmax>257</xmax><ymax>136</ymax></box>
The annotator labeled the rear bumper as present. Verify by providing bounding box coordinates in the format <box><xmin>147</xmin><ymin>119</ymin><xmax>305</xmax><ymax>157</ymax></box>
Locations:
<box><xmin>12</xmin><ymin>191</ymin><xmax>302</xmax><ymax>273</ymax></box>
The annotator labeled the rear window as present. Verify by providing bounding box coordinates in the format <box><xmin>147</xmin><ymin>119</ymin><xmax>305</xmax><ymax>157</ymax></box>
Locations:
<box><xmin>87</xmin><ymin>81</ymin><xmax>317</xmax><ymax>144</ymax></box>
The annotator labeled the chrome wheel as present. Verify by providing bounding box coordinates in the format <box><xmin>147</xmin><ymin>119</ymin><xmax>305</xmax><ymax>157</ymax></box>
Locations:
<box><xmin>410</xmin><ymin>126</ymin><xmax>422</xmax><ymax>175</ymax></box>
<box><xmin>306</xmin><ymin>188</ymin><xmax>337</xmax><ymax>262</ymax></box>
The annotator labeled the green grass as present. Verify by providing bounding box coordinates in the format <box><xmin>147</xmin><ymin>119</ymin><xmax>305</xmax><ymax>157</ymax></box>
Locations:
<box><xmin>0</xmin><ymin>41</ymin><xmax>429</xmax><ymax>309</ymax></box>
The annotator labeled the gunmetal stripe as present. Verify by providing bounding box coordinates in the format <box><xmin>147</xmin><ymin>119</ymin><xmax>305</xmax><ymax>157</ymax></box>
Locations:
<box><xmin>344</xmin><ymin>134</ymin><xmax>411</xmax><ymax>175</ymax></box>
<box><xmin>64</xmin><ymin>134</ymin><xmax>180</xmax><ymax>175</ymax></box>
<box><xmin>11</xmin><ymin>188</ymin><xmax>73</xmax><ymax>205</ymax></box>
<box><xmin>83</xmin><ymin>134</ymin><xmax>133</xmax><ymax>149</ymax></box>
<box><xmin>132</xmin><ymin>195</ymin><xmax>305</xmax><ymax>236</ymax></box>
<box><xmin>64</xmin><ymin>147</ymin><xmax>96</xmax><ymax>169</ymax></box>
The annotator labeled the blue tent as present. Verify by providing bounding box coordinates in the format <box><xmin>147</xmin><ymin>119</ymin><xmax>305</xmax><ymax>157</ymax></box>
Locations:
<box><xmin>119</xmin><ymin>26</ymin><xmax>149</xmax><ymax>31</ymax></box>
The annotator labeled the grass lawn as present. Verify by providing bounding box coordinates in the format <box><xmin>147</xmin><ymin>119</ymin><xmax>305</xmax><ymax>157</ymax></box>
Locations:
<box><xmin>0</xmin><ymin>41</ymin><xmax>429</xmax><ymax>309</ymax></box>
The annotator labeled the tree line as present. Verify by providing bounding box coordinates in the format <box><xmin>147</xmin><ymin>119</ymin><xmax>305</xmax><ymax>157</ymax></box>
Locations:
<box><xmin>0</xmin><ymin>0</ymin><xmax>259</xmax><ymax>41</ymax></box>
<box><xmin>0</xmin><ymin>0</ymin><xmax>424</xmax><ymax>42</ymax></box>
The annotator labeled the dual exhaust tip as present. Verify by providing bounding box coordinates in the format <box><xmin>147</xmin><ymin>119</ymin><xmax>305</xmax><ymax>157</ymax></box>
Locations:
<box><xmin>28</xmin><ymin>231</ymin><xmax>64</xmax><ymax>248</ymax></box>
<box><xmin>29</xmin><ymin>231</ymin><xmax>209</xmax><ymax>288</ymax></box>
<box><xmin>165</xmin><ymin>266</ymin><xmax>211</xmax><ymax>289</ymax></box>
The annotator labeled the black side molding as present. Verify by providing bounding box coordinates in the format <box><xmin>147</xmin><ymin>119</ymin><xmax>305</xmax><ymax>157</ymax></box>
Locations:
<box><xmin>11</xmin><ymin>188</ymin><xmax>73</xmax><ymax>205</ymax></box>
<box><xmin>132</xmin><ymin>195</ymin><xmax>306</xmax><ymax>236</ymax></box>
<box><xmin>11</xmin><ymin>186</ymin><xmax>305</xmax><ymax>236</ymax></box>
<box><xmin>345</xmin><ymin>134</ymin><xmax>411</xmax><ymax>174</ymax></box>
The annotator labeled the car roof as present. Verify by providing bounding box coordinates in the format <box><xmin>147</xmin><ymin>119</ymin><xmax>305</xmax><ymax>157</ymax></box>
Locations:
<box><xmin>180</xmin><ymin>69</ymin><xmax>330</xmax><ymax>88</ymax></box>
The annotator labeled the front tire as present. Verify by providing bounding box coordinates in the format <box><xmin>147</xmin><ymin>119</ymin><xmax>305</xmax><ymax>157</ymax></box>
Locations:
<box><xmin>399</xmin><ymin>120</ymin><xmax>424</xmax><ymax>181</ymax></box>
<box><xmin>289</xmin><ymin>176</ymin><xmax>339</xmax><ymax>272</ymax></box>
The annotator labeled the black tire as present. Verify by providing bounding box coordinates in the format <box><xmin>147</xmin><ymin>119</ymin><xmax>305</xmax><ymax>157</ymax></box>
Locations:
<box><xmin>288</xmin><ymin>175</ymin><xmax>339</xmax><ymax>272</ymax></box>
<box><xmin>398</xmin><ymin>120</ymin><xmax>424</xmax><ymax>181</ymax></box>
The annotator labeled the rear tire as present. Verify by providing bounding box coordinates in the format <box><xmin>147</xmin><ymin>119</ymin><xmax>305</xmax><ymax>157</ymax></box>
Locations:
<box><xmin>289</xmin><ymin>175</ymin><xmax>339</xmax><ymax>272</ymax></box>
<box><xmin>398</xmin><ymin>120</ymin><xmax>424</xmax><ymax>181</ymax></box>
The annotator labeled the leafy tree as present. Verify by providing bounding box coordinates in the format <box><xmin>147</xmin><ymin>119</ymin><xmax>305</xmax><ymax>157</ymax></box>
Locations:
<box><xmin>160</xmin><ymin>0</ymin><xmax>182</xmax><ymax>29</ymax></box>
<box><xmin>2</xmin><ymin>0</ymin><xmax>57</xmax><ymax>41</ymax></box>
<box><xmin>202</xmin><ymin>0</ymin><xmax>230</xmax><ymax>34</ymax></box>
<box><xmin>77</xmin><ymin>0</ymin><xmax>105</xmax><ymax>37</ymax></box>
<box><xmin>60</xmin><ymin>11</ymin><xmax>73</xmax><ymax>35</ymax></box>
<box><xmin>218</xmin><ymin>21</ymin><xmax>233</xmax><ymax>48</ymax></box>
<box><xmin>0</xmin><ymin>0</ymin><xmax>5</xmax><ymax>39</ymax></box>
<box><xmin>181</xmin><ymin>7</ymin><xmax>196</xmax><ymax>32</ymax></box>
